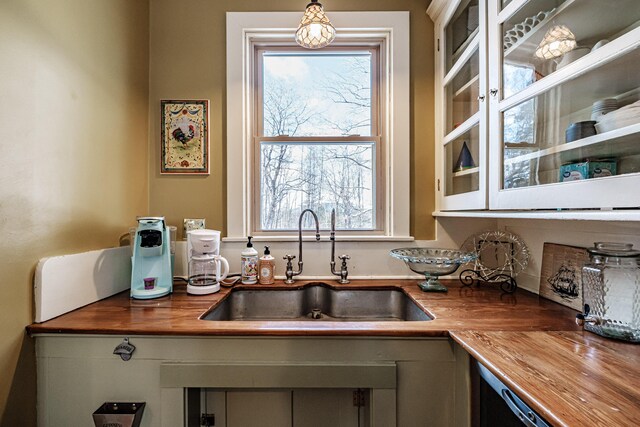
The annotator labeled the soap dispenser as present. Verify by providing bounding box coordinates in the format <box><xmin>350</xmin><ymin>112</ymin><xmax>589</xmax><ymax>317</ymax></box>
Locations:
<box><xmin>259</xmin><ymin>246</ymin><xmax>275</xmax><ymax>285</ymax></box>
<box><xmin>241</xmin><ymin>236</ymin><xmax>258</xmax><ymax>284</ymax></box>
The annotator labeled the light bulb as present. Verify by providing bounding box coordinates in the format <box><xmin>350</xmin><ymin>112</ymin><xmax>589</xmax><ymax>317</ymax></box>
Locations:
<box><xmin>309</xmin><ymin>23</ymin><xmax>322</xmax><ymax>39</ymax></box>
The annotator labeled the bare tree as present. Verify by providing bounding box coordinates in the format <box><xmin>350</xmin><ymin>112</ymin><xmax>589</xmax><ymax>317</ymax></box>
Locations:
<box><xmin>262</xmin><ymin>144</ymin><xmax>300</xmax><ymax>229</ymax></box>
<box><xmin>321</xmin><ymin>56</ymin><xmax>374</xmax><ymax>227</ymax></box>
<box><xmin>322</xmin><ymin>57</ymin><xmax>372</xmax><ymax>136</ymax></box>
<box><xmin>324</xmin><ymin>57</ymin><xmax>371</xmax><ymax>108</ymax></box>
<box><xmin>261</xmin><ymin>84</ymin><xmax>309</xmax><ymax>228</ymax></box>
<box><xmin>261</xmin><ymin>56</ymin><xmax>375</xmax><ymax>230</ymax></box>
<box><xmin>324</xmin><ymin>145</ymin><xmax>373</xmax><ymax>228</ymax></box>
<box><xmin>264</xmin><ymin>81</ymin><xmax>313</xmax><ymax>136</ymax></box>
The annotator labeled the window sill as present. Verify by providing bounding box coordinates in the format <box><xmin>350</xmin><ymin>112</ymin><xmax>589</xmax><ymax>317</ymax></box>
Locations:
<box><xmin>222</xmin><ymin>235</ymin><xmax>415</xmax><ymax>243</ymax></box>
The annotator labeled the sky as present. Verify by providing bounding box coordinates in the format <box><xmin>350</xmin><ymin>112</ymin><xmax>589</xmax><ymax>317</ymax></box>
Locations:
<box><xmin>263</xmin><ymin>51</ymin><xmax>372</xmax><ymax>137</ymax></box>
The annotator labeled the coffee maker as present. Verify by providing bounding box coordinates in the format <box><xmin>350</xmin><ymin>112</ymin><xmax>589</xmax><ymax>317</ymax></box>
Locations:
<box><xmin>130</xmin><ymin>217</ymin><xmax>173</xmax><ymax>299</ymax></box>
<box><xmin>187</xmin><ymin>229</ymin><xmax>229</xmax><ymax>295</ymax></box>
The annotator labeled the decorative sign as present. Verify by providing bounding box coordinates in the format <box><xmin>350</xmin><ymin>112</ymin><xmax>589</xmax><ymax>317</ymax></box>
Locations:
<box><xmin>539</xmin><ymin>242</ymin><xmax>589</xmax><ymax>311</ymax></box>
<box><xmin>161</xmin><ymin>100</ymin><xmax>209</xmax><ymax>174</ymax></box>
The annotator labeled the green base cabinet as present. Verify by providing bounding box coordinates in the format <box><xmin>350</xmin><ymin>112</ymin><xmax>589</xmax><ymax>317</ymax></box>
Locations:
<box><xmin>35</xmin><ymin>336</ymin><xmax>470</xmax><ymax>427</ymax></box>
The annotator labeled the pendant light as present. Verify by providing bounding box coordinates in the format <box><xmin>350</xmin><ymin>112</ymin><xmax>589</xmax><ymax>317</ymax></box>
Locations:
<box><xmin>535</xmin><ymin>24</ymin><xmax>577</xmax><ymax>59</ymax></box>
<box><xmin>295</xmin><ymin>0</ymin><xmax>336</xmax><ymax>49</ymax></box>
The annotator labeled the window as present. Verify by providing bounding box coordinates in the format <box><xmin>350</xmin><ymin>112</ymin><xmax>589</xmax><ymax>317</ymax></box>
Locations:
<box><xmin>254</xmin><ymin>46</ymin><xmax>383</xmax><ymax>232</ymax></box>
<box><xmin>227</xmin><ymin>12</ymin><xmax>410</xmax><ymax>240</ymax></box>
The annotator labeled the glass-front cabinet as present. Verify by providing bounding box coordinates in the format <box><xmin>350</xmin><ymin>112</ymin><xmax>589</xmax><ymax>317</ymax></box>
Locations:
<box><xmin>489</xmin><ymin>0</ymin><xmax>640</xmax><ymax>209</ymax></box>
<box><xmin>436</xmin><ymin>0</ymin><xmax>488</xmax><ymax>210</ymax></box>
<box><xmin>430</xmin><ymin>0</ymin><xmax>640</xmax><ymax>211</ymax></box>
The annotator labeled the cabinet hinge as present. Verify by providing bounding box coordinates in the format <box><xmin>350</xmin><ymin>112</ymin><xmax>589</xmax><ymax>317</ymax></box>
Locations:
<box><xmin>353</xmin><ymin>389</ymin><xmax>366</xmax><ymax>407</ymax></box>
<box><xmin>201</xmin><ymin>413</ymin><xmax>215</xmax><ymax>426</ymax></box>
<box><xmin>437</xmin><ymin>38</ymin><xmax>440</xmax><ymax>52</ymax></box>
<box><xmin>437</xmin><ymin>179</ymin><xmax>441</xmax><ymax>191</ymax></box>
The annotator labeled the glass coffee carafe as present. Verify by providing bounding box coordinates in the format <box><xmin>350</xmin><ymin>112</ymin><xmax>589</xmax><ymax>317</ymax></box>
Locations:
<box><xmin>188</xmin><ymin>254</ymin><xmax>228</xmax><ymax>288</ymax></box>
<box><xmin>579</xmin><ymin>242</ymin><xmax>640</xmax><ymax>342</ymax></box>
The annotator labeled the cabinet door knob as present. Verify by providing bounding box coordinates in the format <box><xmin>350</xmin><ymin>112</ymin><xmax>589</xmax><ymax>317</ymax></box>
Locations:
<box><xmin>490</xmin><ymin>88</ymin><xmax>499</xmax><ymax>97</ymax></box>
<box><xmin>477</xmin><ymin>95</ymin><xmax>485</xmax><ymax>102</ymax></box>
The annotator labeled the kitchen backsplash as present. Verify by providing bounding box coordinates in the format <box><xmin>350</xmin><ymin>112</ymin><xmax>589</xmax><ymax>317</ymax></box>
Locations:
<box><xmin>501</xmin><ymin>218</ymin><xmax>640</xmax><ymax>293</ymax></box>
<box><xmin>173</xmin><ymin>216</ymin><xmax>640</xmax><ymax>293</ymax></box>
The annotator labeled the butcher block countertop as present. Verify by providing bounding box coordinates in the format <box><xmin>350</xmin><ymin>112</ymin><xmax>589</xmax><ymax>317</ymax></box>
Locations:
<box><xmin>27</xmin><ymin>279</ymin><xmax>579</xmax><ymax>336</ymax></box>
<box><xmin>27</xmin><ymin>279</ymin><xmax>640</xmax><ymax>426</ymax></box>
<box><xmin>453</xmin><ymin>330</ymin><xmax>640</xmax><ymax>427</ymax></box>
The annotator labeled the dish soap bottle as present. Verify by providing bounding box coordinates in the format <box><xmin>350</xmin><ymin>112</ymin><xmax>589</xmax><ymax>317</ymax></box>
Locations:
<box><xmin>259</xmin><ymin>246</ymin><xmax>275</xmax><ymax>285</ymax></box>
<box><xmin>241</xmin><ymin>236</ymin><xmax>258</xmax><ymax>284</ymax></box>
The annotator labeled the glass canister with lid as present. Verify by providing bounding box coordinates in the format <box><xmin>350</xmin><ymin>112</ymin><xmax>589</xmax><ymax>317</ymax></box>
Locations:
<box><xmin>578</xmin><ymin>242</ymin><xmax>640</xmax><ymax>342</ymax></box>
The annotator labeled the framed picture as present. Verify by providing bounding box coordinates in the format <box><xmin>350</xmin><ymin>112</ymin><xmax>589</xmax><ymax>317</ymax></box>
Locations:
<box><xmin>161</xmin><ymin>100</ymin><xmax>209</xmax><ymax>174</ymax></box>
<box><xmin>539</xmin><ymin>242</ymin><xmax>590</xmax><ymax>311</ymax></box>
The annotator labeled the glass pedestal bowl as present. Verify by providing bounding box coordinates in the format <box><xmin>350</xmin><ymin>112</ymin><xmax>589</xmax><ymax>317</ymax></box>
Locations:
<box><xmin>390</xmin><ymin>248</ymin><xmax>477</xmax><ymax>292</ymax></box>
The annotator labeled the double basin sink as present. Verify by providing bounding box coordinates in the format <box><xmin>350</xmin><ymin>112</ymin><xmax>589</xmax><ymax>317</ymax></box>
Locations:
<box><xmin>201</xmin><ymin>283</ymin><xmax>432</xmax><ymax>322</ymax></box>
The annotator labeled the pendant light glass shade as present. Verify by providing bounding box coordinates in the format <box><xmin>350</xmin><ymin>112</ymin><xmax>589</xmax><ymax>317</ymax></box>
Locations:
<box><xmin>295</xmin><ymin>1</ymin><xmax>336</xmax><ymax>49</ymax></box>
<box><xmin>535</xmin><ymin>25</ymin><xmax>577</xmax><ymax>59</ymax></box>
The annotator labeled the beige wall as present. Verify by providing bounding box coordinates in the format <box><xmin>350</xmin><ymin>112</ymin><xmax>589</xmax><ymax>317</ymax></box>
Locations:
<box><xmin>149</xmin><ymin>0</ymin><xmax>435</xmax><ymax>240</ymax></box>
<box><xmin>0</xmin><ymin>0</ymin><xmax>433</xmax><ymax>422</ymax></box>
<box><xmin>0</xmin><ymin>0</ymin><xmax>149</xmax><ymax>424</ymax></box>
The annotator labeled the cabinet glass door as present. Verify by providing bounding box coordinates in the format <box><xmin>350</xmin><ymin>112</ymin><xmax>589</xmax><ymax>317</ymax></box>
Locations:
<box><xmin>439</xmin><ymin>0</ymin><xmax>487</xmax><ymax>210</ymax></box>
<box><xmin>446</xmin><ymin>47</ymin><xmax>480</xmax><ymax>133</ymax></box>
<box><xmin>445</xmin><ymin>0</ymin><xmax>480</xmax><ymax>74</ymax></box>
<box><xmin>445</xmin><ymin>125</ymin><xmax>480</xmax><ymax>197</ymax></box>
<box><xmin>489</xmin><ymin>0</ymin><xmax>640</xmax><ymax>209</ymax></box>
<box><xmin>499</xmin><ymin>0</ymin><xmax>640</xmax><ymax>100</ymax></box>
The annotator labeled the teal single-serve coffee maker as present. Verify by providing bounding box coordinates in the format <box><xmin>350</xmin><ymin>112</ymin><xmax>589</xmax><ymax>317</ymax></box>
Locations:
<box><xmin>130</xmin><ymin>216</ymin><xmax>173</xmax><ymax>299</ymax></box>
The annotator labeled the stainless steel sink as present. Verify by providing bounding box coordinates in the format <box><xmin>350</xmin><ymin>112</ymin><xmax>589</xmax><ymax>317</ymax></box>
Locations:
<box><xmin>201</xmin><ymin>283</ymin><xmax>432</xmax><ymax>321</ymax></box>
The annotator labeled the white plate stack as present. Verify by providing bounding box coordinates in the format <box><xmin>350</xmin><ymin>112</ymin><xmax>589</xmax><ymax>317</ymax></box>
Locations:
<box><xmin>595</xmin><ymin>99</ymin><xmax>640</xmax><ymax>133</ymax></box>
<box><xmin>591</xmin><ymin>98</ymin><xmax>618</xmax><ymax>122</ymax></box>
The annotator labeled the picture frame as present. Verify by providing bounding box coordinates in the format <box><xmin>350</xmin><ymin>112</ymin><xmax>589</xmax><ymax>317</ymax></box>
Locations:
<box><xmin>539</xmin><ymin>242</ymin><xmax>590</xmax><ymax>311</ymax></box>
<box><xmin>161</xmin><ymin>100</ymin><xmax>209</xmax><ymax>174</ymax></box>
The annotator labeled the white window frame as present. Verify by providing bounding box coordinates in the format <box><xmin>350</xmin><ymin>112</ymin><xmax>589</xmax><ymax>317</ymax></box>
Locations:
<box><xmin>255</xmin><ymin>44</ymin><xmax>384</xmax><ymax>235</ymax></box>
<box><xmin>226</xmin><ymin>11</ymin><xmax>410</xmax><ymax>241</ymax></box>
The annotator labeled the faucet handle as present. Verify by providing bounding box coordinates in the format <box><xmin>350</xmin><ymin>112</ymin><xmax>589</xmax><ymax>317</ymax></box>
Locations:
<box><xmin>337</xmin><ymin>254</ymin><xmax>350</xmax><ymax>284</ymax></box>
<box><xmin>283</xmin><ymin>254</ymin><xmax>297</xmax><ymax>284</ymax></box>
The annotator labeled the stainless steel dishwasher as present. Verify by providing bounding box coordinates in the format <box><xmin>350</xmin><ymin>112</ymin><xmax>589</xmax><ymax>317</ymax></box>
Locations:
<box><xmin>474</xmin><ymin>360</ymin><xmax>551</xmax><ymax>427</ymax></box>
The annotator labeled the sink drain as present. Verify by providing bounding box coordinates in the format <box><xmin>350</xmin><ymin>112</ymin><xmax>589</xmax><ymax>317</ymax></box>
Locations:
<box><xmin>310</xmin><ymin>309</ymin><xmax>323</xmax><ymax>319</ymax></box>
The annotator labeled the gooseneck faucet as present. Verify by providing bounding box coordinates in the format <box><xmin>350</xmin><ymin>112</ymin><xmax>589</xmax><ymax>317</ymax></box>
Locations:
<box><xmin>283</xmin><ymin>209</ymin><xmax>321</xmax><ymax>284</ymax></box>
<box><xmin>330</xmin><ymin>209</ymin><xmax>350</xmax><ymax>284</ymax></box>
